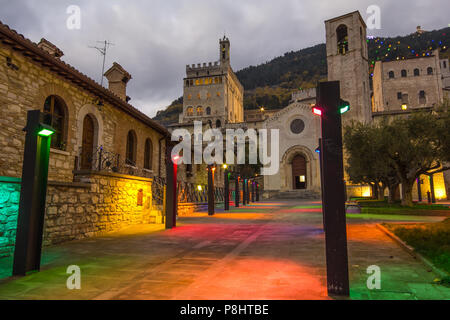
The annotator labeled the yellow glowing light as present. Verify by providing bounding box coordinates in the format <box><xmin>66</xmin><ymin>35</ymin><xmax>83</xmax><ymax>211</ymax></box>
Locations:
<box><xmin>197</xmin><ymin>185</ymin><xmax>203</xmax><ymax>191</ymax></box>
<box><xmin>435</xmin><ymin>189</ymin><xmax>447</xmax><ymax>200</ymax></box>
<box><xmin>222</xmin><ymin>164</ymin><xmax>228</xmax><ymax>169</ymax></box>
<box><xmin>402</xmin><ymin>104</ymin><xmax>408</xmax><ymax>110</ymax></box>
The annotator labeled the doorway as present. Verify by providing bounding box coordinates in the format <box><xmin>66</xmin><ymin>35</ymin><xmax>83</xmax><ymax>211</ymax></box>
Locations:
<box><xmin>81</xmin><ymin>115</ymin><xmax>95</xmax><ymax>170</ymax></box>
<box><xmin>292</xmin><ymin>154</ymin><xmax>307</xmax><ymax>190</ymax></box>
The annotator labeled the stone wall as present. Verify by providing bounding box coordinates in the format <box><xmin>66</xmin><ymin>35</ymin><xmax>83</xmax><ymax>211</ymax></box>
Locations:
<box><xmin>0</xmin><ymin>172</ymin><xmax>163</xmax><ymax>257</ymax></box>
<box><xmin>44</xmin><ymin>172</ymin><xmax>162</xmax><ymax>245</ymax></box>
<box><xmin>0</xmin><ymin>177</ymin><xmax>20</xmax><ymax>258</ymax></box>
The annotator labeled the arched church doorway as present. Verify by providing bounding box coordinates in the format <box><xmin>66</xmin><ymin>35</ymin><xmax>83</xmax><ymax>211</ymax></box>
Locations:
<box><xmin>292</xmin><ymin>154</ymin><xmax>307</xmax><ymax>190</ymax></box>
<box><xmin>81</xmin><ymin>115</ymin><xmax>95</xmax><ymax>170</ymax></box>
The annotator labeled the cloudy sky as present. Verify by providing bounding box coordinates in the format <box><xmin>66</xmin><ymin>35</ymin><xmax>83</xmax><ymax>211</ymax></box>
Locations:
<box><xmin>1</xmin><ymin>0</ymin><xmax>449</xmax><ymax>117</ymax></box>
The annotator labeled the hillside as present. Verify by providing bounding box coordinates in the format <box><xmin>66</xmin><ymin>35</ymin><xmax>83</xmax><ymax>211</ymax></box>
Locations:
<box><xmin>154</xmin><ymin>27</ymin><xmax>450</xmax><ymax>125</ymax></box>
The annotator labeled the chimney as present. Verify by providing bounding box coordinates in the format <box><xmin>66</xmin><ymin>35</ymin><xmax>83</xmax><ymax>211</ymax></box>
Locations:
<box><xmin>104</xmin><ymin>62</ymin><xmax>132</xmax><ymax>101</ymax></box>
<box><xmin>37</xmin><ymin>38</ymin><xmax>64</xmax><ymax>58</ymax></box>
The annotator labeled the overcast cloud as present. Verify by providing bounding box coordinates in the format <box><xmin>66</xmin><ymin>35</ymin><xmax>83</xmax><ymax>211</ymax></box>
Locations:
<box><xmin>1</xmin><ymin>0</ymin><xmax>449</xmax><ymax>117</ymax></box>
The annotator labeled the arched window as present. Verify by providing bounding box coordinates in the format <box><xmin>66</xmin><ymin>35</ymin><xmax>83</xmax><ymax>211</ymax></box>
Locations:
<box><xmin>43</xmin><ymin>95</ymin><xmax>67</xmax><ymax>150</ymax></box>
<box><xmin>216</xmin><ymin>120</ymin><xmax>222</xmax><ymax>128</ymax></box>
<box><xmin>126</xmin><ymin>130</ymin><xmax>137</xmax><ymax>166</ymax></box>
<box><xmin>336</xmin><ymin>25</ymin><xmax>349</xmax><ymax>55</ymax></box>
<box><xmin>144</xmin><ymin>138</ymin><xmax>153</xmax><ymax>170</ymax></box>
<box><xmin>196</xmin><ymin>106</ymin><xmax>203</xmax><ymax>116</ymax></box>
<box><xmin>427</xmin><ymin>67</ymin><xmax>433</xmax><ymax>75</ymax></box>
<box><xmin>388</xmin><ymin>71</ymin><xmax>395</xmax><ymax>79</ymax></box>
<box><xmin>401</xmin><ymin>70</ymin><xmax>407</xmax><ymax>77</ymax></box>
<box><xmin>414</xmin><ymin>69</ymin><xmax>420</xmax><ymax>76</ymax></box>
<box><xmin>186</xmin><ymin>106</ymin><xmax>194</xmax><ymax>117</ymax></box>
<box><xmin>206</xmin><ymin>107</ymin><xmax>211</xmax><ymax>115</ymax></box>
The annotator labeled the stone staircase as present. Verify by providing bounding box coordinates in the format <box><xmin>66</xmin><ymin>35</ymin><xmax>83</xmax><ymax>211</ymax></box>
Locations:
<box><xmin>272</xmin><ymin>190</ymin><xmax>321</xmax><ymax>200</ymax></box>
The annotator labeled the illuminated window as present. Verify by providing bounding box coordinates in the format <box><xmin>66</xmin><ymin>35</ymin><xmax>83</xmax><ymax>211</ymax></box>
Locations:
<box><xmin>43</xmin><ymin>95</ymin><xmax>67</xmax><ymax>150</ymax></box>
<box><xmin>187</xmin><ymin>94</ymin><xmax>192</xmax><ymax>100</ymax></box>
<box><xmin>195</xmin><ymin>79</ymin><xmax>200</xmax><ymax>86</ymax></box>
<box><xmin>336</xmin><ymin>25</ymin><xmax>349</xmax><ymax>55</ymax></box>
<box><xmin>187</xmin><ymin>107</ymin><xmax>194</xmax><ymax>116</ymax></box>
<box><xmin>197</xmin><ymin>106</ymin><xmax>204</xmax><ymax>116</ymax></box>
<box><xmin>144</xmin><ymin>138</ymin><xmax>153</xmax><ymax>170</ymax></box>
<box><xmin>126</xmin><ymin>130</ymin><xmax>137</xmax><ymax>166</ymax></box>
<box><xmin>217</xmin><ymin>92</ymin><xmax>221</xmax><ymax>97</ymax></box>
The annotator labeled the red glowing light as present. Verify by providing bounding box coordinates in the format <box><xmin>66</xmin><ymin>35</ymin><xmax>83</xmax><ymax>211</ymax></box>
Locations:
<box><xmin>172</xmin><ymin>155</ymin><xmax>181</xmax><ymax>163</ymax></box>
<box><xmin>312</xmin><ymin>107</ymin><xmax>323</xmax><ymax>116</ymax></box>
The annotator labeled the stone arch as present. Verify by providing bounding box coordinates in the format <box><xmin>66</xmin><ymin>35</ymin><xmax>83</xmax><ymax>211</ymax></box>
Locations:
<box><xmin>75</xmin><ymin>104</ymin><xmax>103</xmax><ymax>157</ymax></box>
<box><xmin>33</xmin><ymin>83</ymin><xmax>74</xmax><ymax>149</ymax></box>
<box><xmin>281</xmin><ymin>145</ymin><xmax>317</xmax><ymax>191</ymax></box>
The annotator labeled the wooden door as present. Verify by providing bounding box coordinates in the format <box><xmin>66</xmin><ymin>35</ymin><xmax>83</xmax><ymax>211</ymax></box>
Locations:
<box><xmin>81</xmin><ymin>115</ymin><xmax>95</xmax><ymax>170</ymax></box>
<box><xmin>292</xmin><ymin>155</ymin><xmax>307</xmax><ymax>190</ymax></box>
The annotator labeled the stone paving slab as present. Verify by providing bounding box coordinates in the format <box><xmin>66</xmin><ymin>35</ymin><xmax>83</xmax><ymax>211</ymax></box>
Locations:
<box><xmin>0</xmin><ymin>200</ymin><xmax>449</xmax><ymax>300</ymax></box>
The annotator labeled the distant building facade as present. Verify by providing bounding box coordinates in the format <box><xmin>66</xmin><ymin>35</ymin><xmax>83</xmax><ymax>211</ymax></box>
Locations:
<box><xmin>372</xmin><ymin>50</ymin><xmax>447</xmax><ymax>114</ymax></box>
<box><xmin>180</xmin><ymin>36</ymin><xmax>244</xmax><ymax>127</ymax></box>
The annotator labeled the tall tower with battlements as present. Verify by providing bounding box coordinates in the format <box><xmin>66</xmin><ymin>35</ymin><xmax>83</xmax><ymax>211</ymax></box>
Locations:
<box><xmin>325</xmin><ymin>11</ymin><xmax>371</xmax><ymax>124</ymax></box>
<box><xmin>180</xmin><ymin>36</ymin><xmax>244</xmax><ymax>126</ymax></box>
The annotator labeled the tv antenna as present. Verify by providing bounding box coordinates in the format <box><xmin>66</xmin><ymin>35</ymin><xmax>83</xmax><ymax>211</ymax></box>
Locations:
<box><xmin>89</xmin><ymin>40</ymin><xmax>114</xmax><ymax>87</ymax></box>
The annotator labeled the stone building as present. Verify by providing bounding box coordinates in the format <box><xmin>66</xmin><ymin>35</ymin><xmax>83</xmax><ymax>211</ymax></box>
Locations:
<box><xmin>169</xmin><ymin>37</ymin><xmax>245</xmax><ymax>187</ymax></box>
<box><xmin>325</xmin><ymin>11</ymin><xmax>372</xmax><ymax>125</ymax></box>
<box><xmin>372</xmin><ymin>50</ymin><xmax>445</xmax><ymax>113</ymax></box>
<box><xmin>0</xmin><ymin>22</ymin><xmax>170</xmax><ymax>257</ymax></box>
<box><xmin>180</xmin><ymin>36</ymin><xmax>244</xmax><ymax>127</ymax></box>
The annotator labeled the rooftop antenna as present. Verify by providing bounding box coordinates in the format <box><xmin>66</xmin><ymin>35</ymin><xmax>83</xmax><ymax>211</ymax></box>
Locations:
<box><xmin>89</xmin><ymin>40</ymin><xmax>114</xmax><ymax>87</ymax></box>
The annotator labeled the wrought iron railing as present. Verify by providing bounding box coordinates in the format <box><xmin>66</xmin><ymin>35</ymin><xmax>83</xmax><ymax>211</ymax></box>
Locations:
<box><xmin>176</xmin><ymin>181</ymin><xmax>225</xmax><ymax>204</ymax></box>
<box><xmin>152</xmin><ymin>176</ymin><xmax>166</xmax><ymax>210</ymax></box>
<box><xmin>76</xmin><ymin>146</ymin><xmax>153</xmax><ymax>179</ymax></box>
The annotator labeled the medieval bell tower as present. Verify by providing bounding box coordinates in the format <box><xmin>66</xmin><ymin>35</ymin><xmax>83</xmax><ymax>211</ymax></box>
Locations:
<box><xmin>325</xmin><ymin>11</ymin><xmax>371</xmax><ymax>124</ymax></box>
<box><xmin>220</xmin><ymin>36</ymin><xmax>230</xmax><ymax>67</ymax></box>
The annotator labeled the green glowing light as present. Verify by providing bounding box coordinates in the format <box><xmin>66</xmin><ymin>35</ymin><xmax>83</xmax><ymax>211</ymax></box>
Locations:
<box><xmin>38</xmin><ymin>129</ymin><xmax>55</xmax><ymax>137</ymax></box>
<box><xmin>340</xmin><ymin>105</ymin><xmax>350</xmax><ymax>114</ymax></box>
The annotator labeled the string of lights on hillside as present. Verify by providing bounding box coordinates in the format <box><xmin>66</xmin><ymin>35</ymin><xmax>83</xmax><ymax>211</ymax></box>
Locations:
<box><xmin>366</xmin><ymin>30</ymin><xmax>450</xmax><ymax>78</ymax></box>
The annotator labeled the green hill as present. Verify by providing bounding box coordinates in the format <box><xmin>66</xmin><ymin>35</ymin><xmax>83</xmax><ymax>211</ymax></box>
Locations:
<box><xmin>154</xmin><ymin>27</ymin><xmax>450</xmax><ymax>125</ymax></box>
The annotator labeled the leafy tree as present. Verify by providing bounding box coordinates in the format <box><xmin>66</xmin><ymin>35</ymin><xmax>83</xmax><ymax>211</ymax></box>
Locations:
<box><xmin>344</xmin><ymin>122</ymin><xmax>399</xmax><ymax>203</ymax></box>
<box><xmin>345</xmin><ymin>107</ymin><xmax>450</xmax><ymax>207</ymax></box>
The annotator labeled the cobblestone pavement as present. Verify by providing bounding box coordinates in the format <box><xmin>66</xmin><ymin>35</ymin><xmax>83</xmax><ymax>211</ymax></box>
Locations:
<box><xmin>0</xmin><ymin>200</ymin><xmax>448</xmax><ymax>300</ymax></box>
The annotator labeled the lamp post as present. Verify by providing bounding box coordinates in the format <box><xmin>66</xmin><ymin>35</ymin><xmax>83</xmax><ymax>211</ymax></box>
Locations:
<box><xmin>314</xmin><ymin>81</ymin><xmax>350</xmax><ymax>297</ymax></box>
<box><xmin>208</xmin><ymin>165</ymin><xmax>215</xmax><ymax>216</ymax></box>
<box><xmin>165</xmin><ymin>152</ymin><xmax>179</xmax><ymax>230</ymax></box>
<box><xmin>242</xmin><ymin>179</ymin><xmax>247</xmax><ymax>206</ymax></box>
<box><xmin>13</xmin><ymin>110</ymin><xmax>55</xmax><ymax>276</ymax></box>
<box><xmin>235</xmin><ymin>174</ymin><xmax>240</xmax><ymax>208</ymax></box>
<box><xmin>223</xmin><ymin>164</ymin><xmax>229</xmax><ymax>211</ymax></box>
<box><xmin>256</xmin><ymin>183</ymin><xmax>260</xmax><ymax>202</ymax></box>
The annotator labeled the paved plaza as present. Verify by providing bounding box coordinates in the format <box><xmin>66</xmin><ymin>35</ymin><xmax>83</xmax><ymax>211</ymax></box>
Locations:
<box><xmin>0</xmin><ymin>200</ymin><xmax>448</xmax><ymax>300</ymax></box>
